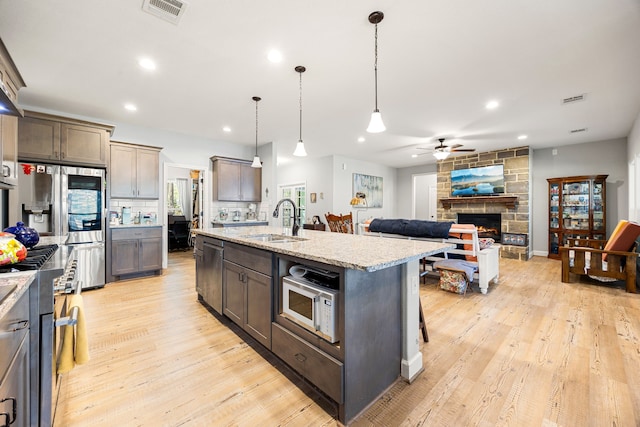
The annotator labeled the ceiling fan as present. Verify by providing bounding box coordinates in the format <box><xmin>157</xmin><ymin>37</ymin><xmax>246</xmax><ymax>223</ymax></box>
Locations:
<box><xmin>415</xmin><ymin>138</ymin><xmax>476</xmax><ymax>159</ymax></box>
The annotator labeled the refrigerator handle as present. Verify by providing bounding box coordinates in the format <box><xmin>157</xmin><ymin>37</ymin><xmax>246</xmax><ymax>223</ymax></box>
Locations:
<box><xmin>59</xmin><ymin>167</ymin><xmax>69</xmax><ymax>237</ymax></box>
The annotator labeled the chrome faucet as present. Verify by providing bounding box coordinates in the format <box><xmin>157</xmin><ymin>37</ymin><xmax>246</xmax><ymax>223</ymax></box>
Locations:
<box><xmin>272</xmin><ymin>198</ymin><xmax>300</xmax><ymax>236</ymax></box>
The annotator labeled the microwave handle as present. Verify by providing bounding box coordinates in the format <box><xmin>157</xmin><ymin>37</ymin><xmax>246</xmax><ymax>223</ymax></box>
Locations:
<box><xmin>313</xmin><ymin>296</ymin><xmax>321</xmax><ymax>331</ymax></box>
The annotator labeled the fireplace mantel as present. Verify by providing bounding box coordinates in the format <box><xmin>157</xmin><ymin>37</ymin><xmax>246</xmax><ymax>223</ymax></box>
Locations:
<box><xmin>440</xmin><ymin>195</ymin><xmax>518</xmax><ymax>209</ymax></box>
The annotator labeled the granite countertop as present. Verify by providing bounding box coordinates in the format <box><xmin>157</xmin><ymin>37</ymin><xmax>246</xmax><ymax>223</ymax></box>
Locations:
<box><xmin>195</xmin><ymin>226</ymin><xmax>454</xmax><ymax>272</ymax></box>
<box><xmin>0</xmin><ymin>271</ymin><xmax>37</xmax><ymax>319</ymax></box>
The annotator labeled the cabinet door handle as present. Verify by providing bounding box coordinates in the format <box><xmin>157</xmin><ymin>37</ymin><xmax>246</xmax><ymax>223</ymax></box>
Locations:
<box><xmin>0</xmin><ymin>397</ymin><xmax>16</xmax><ymax>425</ymax></box>
<box><xmin>61</xmin><ymin>151</ymin><xmax>65</xmax><ymax>159</ymax></box>
<box><xmin>294</xmin><ymin>353</ymin><xmax>306</xmax><ymax>363</ymax></box>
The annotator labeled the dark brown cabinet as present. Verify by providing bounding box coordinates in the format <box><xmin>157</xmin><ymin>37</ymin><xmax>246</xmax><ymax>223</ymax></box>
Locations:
<box><xmin>547</xmin><ymin>175</ymin><xmax>607</xmax><ymax>259</ymax></box>
<box><xmin>0</xmin><ymin>290</ymin><xmax>30</xmax><ymax>427</ymax></box>
<box><xmin>0</xmin><ymin>38</ymin><xmax>26</xmax><ymax>117</ymax></box>
<box><xmin>18</xmin><ymin>111</ymin><xmax>113</xmax><ymax>166</ymax></box>
<box><xmin>222</xmin><ymin>242</ymin><xmax>272</xmax><ymax>348</ymax></box>
<box><xmin>0</xmin><ymin>115</ymin><xmax>17</xmax><ymax>183</ymax></box>
<box><xmin>110</xmin><ymin>227</ymin><xmax>162</xmax><ymax>278</ymax></box>
<box><xmin>195</xmin><ymin>236</ymin><xmax>224</xmax><ymax>314</ymax></box>
<box><xmin>211</xmin><ymin>156</ymin><xmax>261</xmax><ymax>202</ymax></box>
<box><xmin>109</xmin><ymin>142</ymin><xmax>161</xmax><ymax>199</ymax></box>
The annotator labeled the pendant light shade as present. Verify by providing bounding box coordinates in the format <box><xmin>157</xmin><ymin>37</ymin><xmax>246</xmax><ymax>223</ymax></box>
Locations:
<box><xmin>293</xmin><ymin>65</ymin><xmax>307</xmax><ymax>157</ymax></box>
<box><xmin>366</xmin><ymin>11</ymin><xmax>386</xmax><ymax>134</ymax></box>
<box><xmin>251</xmin><ymin>96</ymin><xmax>262</xmax><ymax>168</ymax></box>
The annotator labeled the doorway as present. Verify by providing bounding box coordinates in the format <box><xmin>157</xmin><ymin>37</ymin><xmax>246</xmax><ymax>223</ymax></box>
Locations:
<box><xmin>412</xmin><ymin>173</ymin><xmax>437</xmax><ymax>220</ymax></box>
<box><xmin>164</xmin><ymin>163</ymin><xmax>206</xmax><ymax>266</ymax></box>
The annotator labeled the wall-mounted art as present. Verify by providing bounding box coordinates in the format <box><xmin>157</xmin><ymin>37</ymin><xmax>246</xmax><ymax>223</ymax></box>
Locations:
<box><xmin>352</xmin><ymin>173</ymin><xmax>383</xmax><ymax>208</ymax></box>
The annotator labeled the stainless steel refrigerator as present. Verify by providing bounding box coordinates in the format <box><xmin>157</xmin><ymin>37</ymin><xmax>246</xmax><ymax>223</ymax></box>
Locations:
<box><xmin>17</xmin><ymin>163</ymin><xmax>106</xmax><ymax>289</ymax></box>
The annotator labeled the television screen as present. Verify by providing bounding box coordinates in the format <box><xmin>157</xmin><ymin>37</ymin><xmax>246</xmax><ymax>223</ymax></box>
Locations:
<box><xmin>451</xmin><ymin>165</ymin><xmax>504</xmax><ymax>196</ymax></box>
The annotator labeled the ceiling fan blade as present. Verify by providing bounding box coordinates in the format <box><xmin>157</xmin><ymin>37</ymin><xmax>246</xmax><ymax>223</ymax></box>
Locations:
<box><xmin>451</xmin><ymin>148</ymin><xmax>476</xmax><ymax>152</ymax></box>
<box><xmin>449</xmin><ymin>144</ymin><xmax>463</xmax><ymax>149</ymax></box>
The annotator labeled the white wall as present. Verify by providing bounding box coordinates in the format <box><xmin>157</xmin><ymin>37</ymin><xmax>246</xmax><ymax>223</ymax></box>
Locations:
<box><xmin>277</xmin><ymin>155</ymin><xmax>397</xmax><ymax>227</ymax></box>
<box><xmin>531</xmin><ymin>138</ymin><xmax>628</xmax><ymax>255</ymax></box>
<box><xmin>396</xmin><ymin>164</ymin><xmax>438</xmax><ymax>219</ymax></box>
<box><xmin>627</xmin><ymin>110</ymin><xmax>640</xmax><ymax>221</ymax></box>
<box><xmin>331</xmin><ymin>155</ymin><xmax>397</xmax><ymax>223</ymax></box>
<box><xmin>277</xmin><ymin>155</ymin><xmax>333</xmax><ymax>225</ymax></box>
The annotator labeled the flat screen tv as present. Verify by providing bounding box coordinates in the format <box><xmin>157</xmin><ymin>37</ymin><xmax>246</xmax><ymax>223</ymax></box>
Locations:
<box><xmin>451</xmin><ymin>164</ymin><xmax>504</xmax><ymax>196</ymax></box>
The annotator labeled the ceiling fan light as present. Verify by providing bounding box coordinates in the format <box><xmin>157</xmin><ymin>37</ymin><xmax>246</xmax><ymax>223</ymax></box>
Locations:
<box><xmin>293</xmin><ymin>141</ymin><xmax>307</xmax><ymax>157</ymax></box>
<box><xmin>367</xmin><ymin>110</ymin><xmax>386</xmax><ymax>133</ymax></box>
<box><xmin>433</xmin><ymin>151</ymin><xmax>450</xmax><ymax>160</ymax></box>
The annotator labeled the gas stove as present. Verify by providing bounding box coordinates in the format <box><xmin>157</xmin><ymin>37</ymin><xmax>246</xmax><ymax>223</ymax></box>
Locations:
<box><xmin>0</xmin><ymin>244</ymin><xmax>59</xmax><ymax>273</ymax></box>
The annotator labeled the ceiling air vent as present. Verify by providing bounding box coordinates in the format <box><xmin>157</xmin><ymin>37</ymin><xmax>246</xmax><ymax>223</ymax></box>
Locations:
<box><xmin>562</xmin><ymin>93</ymin><xmax>586</xmax><ymax>105</ymax></box>
<box><xmin>569</xmin><ymin>127</ymin><xmax>588</xmax><ymax>134</ymax></box>
<box><xmin>142</xmin><ymin>0</ymin><xmax>187</xmax><ymax>24</ymax></box>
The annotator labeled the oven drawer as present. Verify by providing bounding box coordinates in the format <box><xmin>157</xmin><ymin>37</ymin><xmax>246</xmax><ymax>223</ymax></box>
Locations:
<box><xmin>272</xmin><ymin>323</ymin><xmax>343</xmax><ymax>403</ymax></box>
<box><xmin>0</xmin><ymin>290</ymin><xmax>29</xmax><ymax>374</ymax></box>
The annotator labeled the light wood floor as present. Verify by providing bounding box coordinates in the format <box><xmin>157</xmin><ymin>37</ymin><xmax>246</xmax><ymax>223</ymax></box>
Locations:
<box><xmin>54</xmin><ymin>251</ymin><xmax>640</xmax><ymax>426</ymax></box>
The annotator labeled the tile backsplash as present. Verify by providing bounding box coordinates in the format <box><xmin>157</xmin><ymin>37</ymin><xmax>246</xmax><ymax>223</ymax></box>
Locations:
<box><xmin>109</xmin><ymin>199</ymin><xmax>160</xmax><ymax>224</ymax></box>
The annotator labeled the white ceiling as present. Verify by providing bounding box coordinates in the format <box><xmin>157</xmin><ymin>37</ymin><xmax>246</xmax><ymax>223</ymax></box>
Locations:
<box><xmin>1</xmin><ymin>0</ymin><xmax>639</xmax><ymax>168</ymax></box>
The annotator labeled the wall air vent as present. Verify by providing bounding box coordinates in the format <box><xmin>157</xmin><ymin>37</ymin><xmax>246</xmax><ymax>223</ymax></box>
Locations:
<box><xmin>142</xmin><ymin>0</ymin><xmax>187</xmax><ymax>24</ymax></box>
<box><xmin>569</xmin><ymin>127</ymin><xmax>588</xmax><ymax>134</ymax></box>
<box><xmin>562</xmin><ymin>93</ymin><xmax>586</xmax><ymax>104</ymax></box>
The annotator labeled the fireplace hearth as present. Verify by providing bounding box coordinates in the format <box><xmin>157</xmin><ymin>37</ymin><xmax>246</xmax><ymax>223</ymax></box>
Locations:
<box><xmin>458</xmin><ymin>213</ymin><xmax>501</xmax><ymax>242</ymax></box>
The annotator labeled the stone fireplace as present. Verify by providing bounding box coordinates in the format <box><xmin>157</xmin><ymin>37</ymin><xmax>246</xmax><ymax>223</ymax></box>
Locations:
<box><xmin>437</xmin><ymin>146</ymin><xmax>531</xmax><ymax>260</ymax></box>
<box><xmin>458</xmin><ymin>213</ymin><xmax>501</xmax><ymax>242</ymax></box>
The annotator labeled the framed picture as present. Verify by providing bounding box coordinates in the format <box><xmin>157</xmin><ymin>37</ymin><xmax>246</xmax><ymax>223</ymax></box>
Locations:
<box><xmin>310</xmin><ymin>193</ymin><xmax>317</xmax><ymax>203</ymax></box>
<box><xmin>502</xmin><ymin>232</ymin><xmax>528</xmax><ymax>246</ymax></box>
<box><xmin>353</xmin><ymin>173</ymin><xmax>383</xmax><ymax>208</ymax></box>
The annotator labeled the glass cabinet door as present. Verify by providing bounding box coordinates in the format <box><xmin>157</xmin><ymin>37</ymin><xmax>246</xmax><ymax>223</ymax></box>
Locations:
<box><xmin>562</xmin><ymin>180</ymin><xmax>590</xmax><ymax>231</ymax></box>
<box><xmin>549</xmin><ymin>183</ymin><xmax>560</xmax><ymax>229</ymax></box>
<box><xmin>592</xmin><ymin>181</ymin><xmax>605</xmax><ymax>232</ymax></box>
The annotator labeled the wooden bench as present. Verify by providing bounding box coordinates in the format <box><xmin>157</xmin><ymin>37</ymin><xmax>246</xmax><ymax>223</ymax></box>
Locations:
<box><xmin>365</xmin><ymin>225</ymin><xmax>500</xmax><ymax>294</ymax></box>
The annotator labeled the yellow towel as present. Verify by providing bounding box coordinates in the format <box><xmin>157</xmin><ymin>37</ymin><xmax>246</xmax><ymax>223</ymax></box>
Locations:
<box><xmin>57</xmin><ymin>294</ymin><xmax>89</xmax><ymax>374</ymax></box>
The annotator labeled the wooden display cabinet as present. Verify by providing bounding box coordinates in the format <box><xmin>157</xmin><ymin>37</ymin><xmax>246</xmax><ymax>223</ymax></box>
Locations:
<box><xmin>547</xmin><ymin>175</ymin><xmax>607</xmax><ymax>259</ymax></box>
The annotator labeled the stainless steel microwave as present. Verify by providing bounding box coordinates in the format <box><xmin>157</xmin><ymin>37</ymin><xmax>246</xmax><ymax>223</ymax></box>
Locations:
<box><xmin>282</xmin><ymin>276</ymin><xmax>338</xmax><ymax>343</ymax></box>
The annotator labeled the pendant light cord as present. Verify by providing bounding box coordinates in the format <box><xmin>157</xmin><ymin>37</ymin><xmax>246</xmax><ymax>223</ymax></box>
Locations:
<box><xmin>255</xmin><ymin>99</ymin><xmax>259</xmax><ymax>154</ymax></box>
<box><xmin>374</xmin><ymin>22</ymin><xmax>379</xmax><ymax>111</ymax></box>
<box><xmin>299</xmin><ymin>70</ymin><xmax>303</xmax><ymax>142</ymax></box>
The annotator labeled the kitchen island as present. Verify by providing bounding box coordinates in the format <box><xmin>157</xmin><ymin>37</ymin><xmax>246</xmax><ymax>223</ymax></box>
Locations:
<box><xmin>194</xmin><ymin>226</ymin><xmax>453</xmax><ymax>424</ymax></box>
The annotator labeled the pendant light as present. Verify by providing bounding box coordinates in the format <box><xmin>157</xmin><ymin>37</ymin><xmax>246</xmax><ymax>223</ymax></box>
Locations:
<box><xmin>293</xmin><ymin>65</ymin><xmax>308</xmax><ymax>157</ymax></box>
<box><xmin>251</xmin><ymin>96</ymin><xmax>262</xmax><ymax>168</ymax></box>
<box><xmin>366</xmin><ymin>11</ymin><xmax>386</xmax><ymax>133</ymax></box>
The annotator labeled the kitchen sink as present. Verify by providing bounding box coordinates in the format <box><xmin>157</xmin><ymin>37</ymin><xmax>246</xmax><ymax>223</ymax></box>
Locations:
<box><xmin>242</xmin><ymin>234</ymin><xmax>308</xmax><ymax>243</ymax></box>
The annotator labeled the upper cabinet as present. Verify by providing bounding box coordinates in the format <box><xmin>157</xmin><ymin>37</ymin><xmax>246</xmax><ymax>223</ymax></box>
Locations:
<box><xmin>110</xmin><ymin>141</ymin><xmax>162</xmax><ymax>199</ymax></box>
<box><xmin>0</xmin><ymin>38</ymin><xmax>26</xmax><ymax>188</ymax></box>
<box><xmin>18</xmin><ymin>111</ymin><xmax>114</xmax><ymax>167</ymax></box>
<box><xmin>0</xmin><ymin>38</ymin><xmax>26</xmax><ymax>118</ymax></box>
<box><xmin>211</xmin><ymin>156</ymin><xmax>261</xmax><ymax>202</ymax></box>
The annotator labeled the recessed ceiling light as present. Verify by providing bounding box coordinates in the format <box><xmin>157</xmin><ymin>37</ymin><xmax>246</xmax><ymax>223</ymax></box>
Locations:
<box><xmin>485</xmin><ymin>100</ymin><xmax>499</xmax><ymax>110</ymax></box>
<box><xmin>357</xmin><ymin>137</ymin><xmax>365</xmax><ymax>143</ymax></box>
<box><xmin>138</xmin><ymin>57</ymin><xmax>156</xmax><ymax>71</ymax></box>
<box><xmin>267</xmin><ymin>49</ymin><xmax>283</xmax><ymax>63</ymax></box>
<box><xmin>222</xmin><ymin>126</ymin><xmax>231</xmax><ymax>133</ymax></box>
<box><xmin>517</xmin><ymin>134</ymin><xmax>528</xmax><ymax>140</ymax></box>
<box><xmin>411</xmin><ymin>154</ymin><xmax>418</xmax><ymax>158</ymax></box>
<box><xmin>124</xmin><ymin>103</ymin><xmax>137</xmax><ymax>111</ymax></box>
